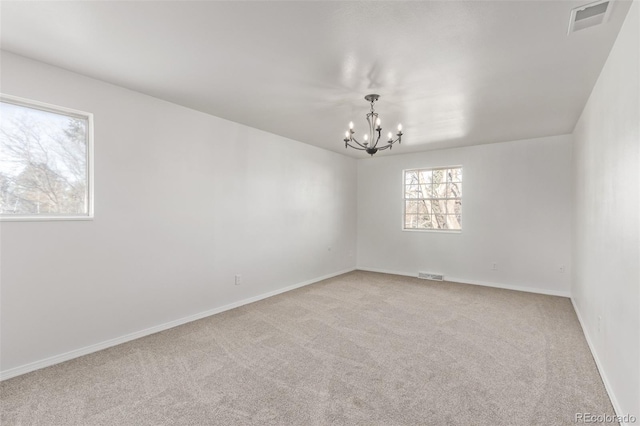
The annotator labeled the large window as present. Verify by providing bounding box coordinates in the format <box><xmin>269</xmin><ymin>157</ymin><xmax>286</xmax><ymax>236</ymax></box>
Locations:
<box><xmin>403</xmin><ymin>166</ymin><xmax>462</xmax><ymax>231</ymax></box>
<box><xmin>0</xmin><ymin>94</ymin><xmax>93</xmax><ymax>220</ymax></box>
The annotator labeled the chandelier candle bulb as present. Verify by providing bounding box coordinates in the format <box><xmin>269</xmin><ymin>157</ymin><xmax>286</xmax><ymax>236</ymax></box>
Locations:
<box><xmin>349</xmin><ymin>121</ymin><xmax>354</xmax><ymax>129</ymax></box>
<box><xmin>398</xmin><ymin>124</ymin><xmax>402</xmax><ymax>132</ymax></box>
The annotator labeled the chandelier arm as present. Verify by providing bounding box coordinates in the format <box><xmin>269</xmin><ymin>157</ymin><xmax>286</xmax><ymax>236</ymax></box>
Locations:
<box><xmin>389</xmin><ymin>134</ymin><xmax>402</xmax><ymax>145</ymax></box>
<box><xmin>373</xmin><ymin>129</ymin><xmax>382</xmax><ymax>149</ymax></box>
<box><xmin>366</xmin><ymin>114</ymin><xmax>374</xmax><ymax>147</ymax></box>
<box><xmin>379</xmin><ymin>137</ymin><xmax>401</xmax><ymax>148</ymax></box>
<box><xmin>346</xmin><ymin>141</ymin><xmax>367</xmax><ymax>151</ymax></box>
<box><xmin>349</xmin><ymin>137</ymin><xmax>368</xmax><ymax>149</ymax></box>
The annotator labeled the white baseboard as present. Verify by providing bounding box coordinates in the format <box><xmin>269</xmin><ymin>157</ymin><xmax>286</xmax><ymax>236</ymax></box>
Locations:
<box><xmin>571</xmin><ymin>298</ymin><xmax>631</xmax><ymax>426</ymax></box>
<box><xmin>0</xmin><ymin>268</ymin><xmax>356</xmax><ymax>381</ymax></box>
<box><xmin>356</xmin><ymin>267</ymin><xmax>571</xmax><ymax>297</ymax></box>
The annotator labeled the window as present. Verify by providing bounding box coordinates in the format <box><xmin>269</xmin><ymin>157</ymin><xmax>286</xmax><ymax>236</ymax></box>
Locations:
<box><xmin>0</xmin><ymin>94</ymin><xmax>93</xmax><ymax>220</ymax></box>
<box><xmin>403</xmin><ymin>166</ymin><xmax>462</xmax><ymax>231</ymax></box>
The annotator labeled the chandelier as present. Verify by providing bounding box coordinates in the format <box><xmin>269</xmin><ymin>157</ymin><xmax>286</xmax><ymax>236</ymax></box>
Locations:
<box><xmin>343</xmin><ymin>94</ymin><xmax>403</xmax><ymax>156</ymax></box>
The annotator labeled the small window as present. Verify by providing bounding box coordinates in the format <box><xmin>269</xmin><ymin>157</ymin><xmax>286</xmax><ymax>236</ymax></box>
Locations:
<box><xmin>403</xmin><ymin>166</ymin><xmax>462</xmax><ymax>231</ymax></box>
<box><xmin>0</xmin><ymin>94</ymin><xmax>93</xmax><ymax>220</ymax></box>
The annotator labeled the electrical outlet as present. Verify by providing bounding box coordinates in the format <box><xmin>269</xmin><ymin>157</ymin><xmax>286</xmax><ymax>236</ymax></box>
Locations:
<box><xmin>598</xmin><ymin>315</ymin><xmax>602</xmax><ymax>332</ymax></box>
<box><xmin>559</xmin><ymin>265</ymin><xmax>566</xmax><ymax>273</ymax></box>
<box><xmin>491</xmin><ymin>263</ymin><xmax>498</xmax><ymax>271</ymax></box>
<box><xmin>235</xmin><ymin>274</ymin><xmax>241</xmax><ymax>286</ymax></box>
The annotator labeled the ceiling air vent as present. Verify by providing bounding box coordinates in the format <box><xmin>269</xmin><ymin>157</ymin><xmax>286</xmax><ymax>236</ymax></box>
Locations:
<box><xmin>568</xmin><ymin>0</ymin><xmax>612</xmax><ymax>34</ymax></box>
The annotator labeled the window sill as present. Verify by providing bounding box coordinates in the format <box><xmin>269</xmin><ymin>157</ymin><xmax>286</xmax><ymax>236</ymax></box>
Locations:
<box><xmin>402</xmin><ymin>228</ymin><xmax>462</xmax><ymax>233</ymax></box>
<box><xmin>0</xmin><ymin>215</ymin><xmax>94</xmax><ymax>222</ymax></box>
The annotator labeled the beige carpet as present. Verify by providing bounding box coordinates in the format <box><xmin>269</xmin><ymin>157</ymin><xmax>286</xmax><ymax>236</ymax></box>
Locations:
<box><xmin>1</xmin><ymin>271</ymin><xmax>616</xmax><ymax>425</ymax></box>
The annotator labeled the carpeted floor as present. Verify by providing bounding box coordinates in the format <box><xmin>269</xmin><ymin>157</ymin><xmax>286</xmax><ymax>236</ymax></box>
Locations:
<box><xmin>0</xmin><ymin>271</ymin><xmax>616</xmax><ymax>425</ymax></box>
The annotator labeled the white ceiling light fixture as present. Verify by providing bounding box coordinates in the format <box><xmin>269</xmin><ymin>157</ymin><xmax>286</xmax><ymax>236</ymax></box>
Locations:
<box><xmin>568</xmin><ymin>0</ymin><xmax>613</xmax><ymax>34</ymax></box>
<box><xmin>343</xmin><ymin>94</ymin><xmax>403</xmax><ymax>156</ymax></box>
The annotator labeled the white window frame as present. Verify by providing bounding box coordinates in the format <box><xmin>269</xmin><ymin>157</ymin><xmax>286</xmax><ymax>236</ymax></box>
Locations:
<box><xmin>0</xmin><ymin>94</ymin><xmax>94</xmax><ymax>221</ymax></box>
<box><xmin>402</xmin><ymin>166</ymin><xmax>462</xmax><ymax>233</ymax></box>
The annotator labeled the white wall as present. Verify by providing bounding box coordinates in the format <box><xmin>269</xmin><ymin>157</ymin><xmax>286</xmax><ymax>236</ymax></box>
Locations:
<box><xmin>572</xmin><ymin>0</ymin><xmax>639</xmax><ymax>420</ymax></box>
<box><xmin>357</xmin><ymin>135</ymin><xmax>573</xmax><ymax>296</ymax></box>
<box><xmin>0</xmin><ymin>51</ymin><xmax>357</xmax><ymax>376</ymax></box>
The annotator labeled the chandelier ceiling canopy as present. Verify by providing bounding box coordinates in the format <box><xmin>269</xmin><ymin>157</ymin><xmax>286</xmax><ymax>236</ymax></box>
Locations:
<box><xmin>343</xmin><ymin>94</ymin><xmax>403</xmax><ymax>156</ymax></box>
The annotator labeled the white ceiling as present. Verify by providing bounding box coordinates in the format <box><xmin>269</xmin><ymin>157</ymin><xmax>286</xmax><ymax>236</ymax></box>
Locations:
<box><xmin>0</xmin><ymin>1</ymin><xmax>632</xmax><ymax>157</ymax></box>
